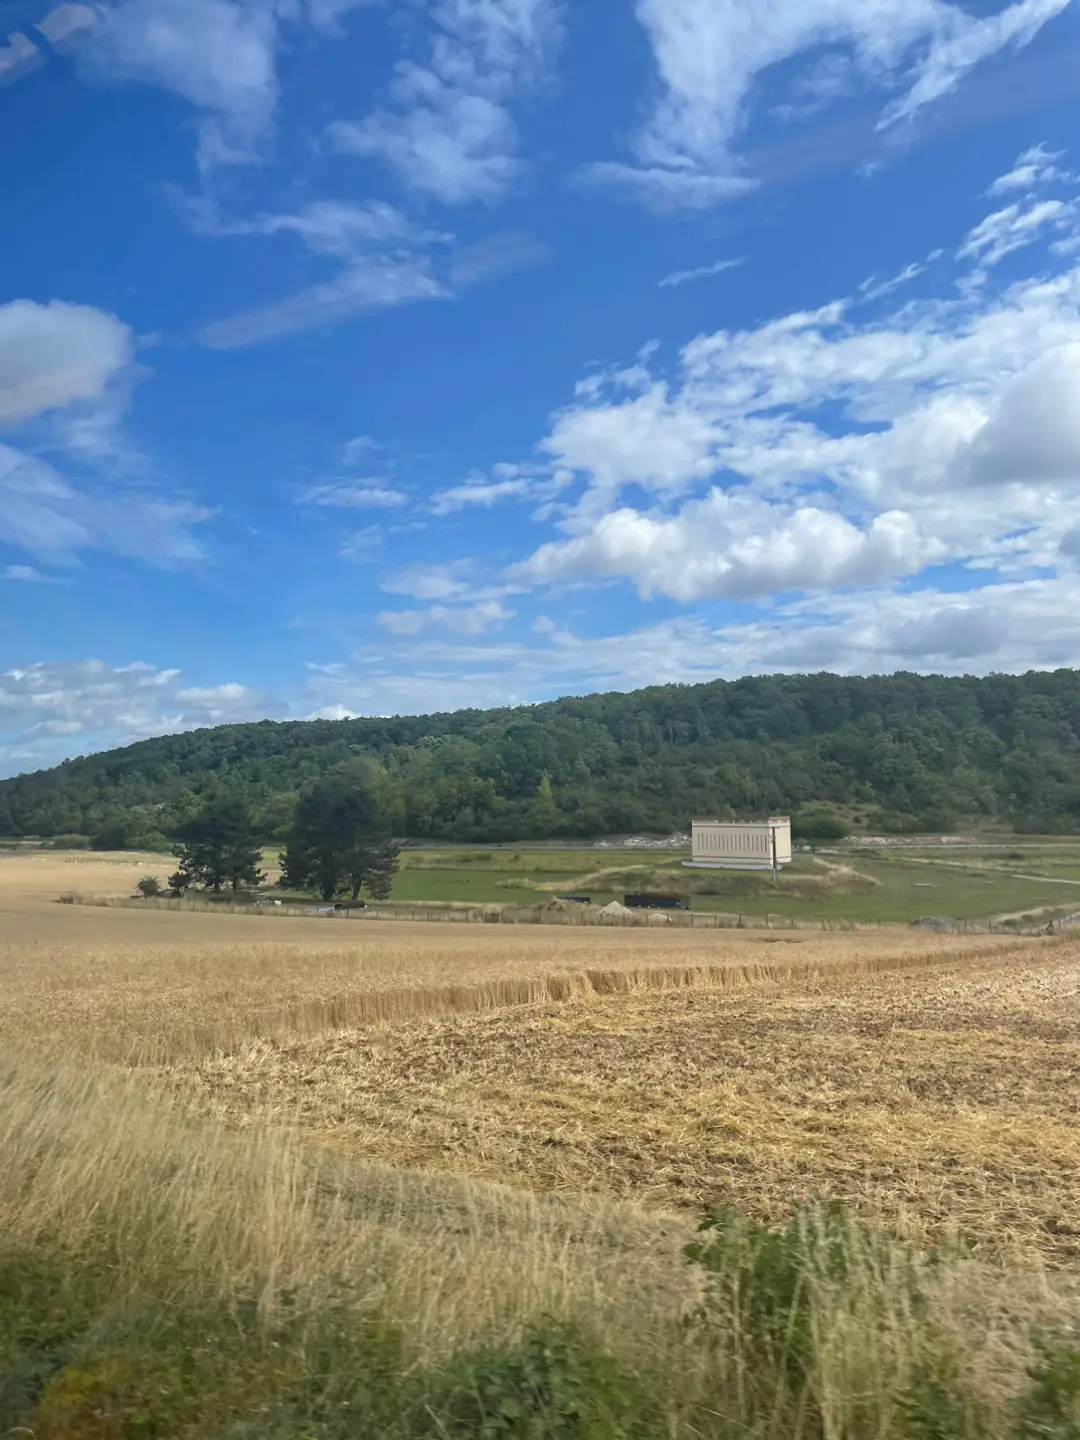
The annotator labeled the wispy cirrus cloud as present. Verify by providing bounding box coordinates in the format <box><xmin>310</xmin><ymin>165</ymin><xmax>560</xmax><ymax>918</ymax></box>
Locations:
<box><xmin>658</xmin><ymin>257</ymin><xmax>742</xmax><ymax>289</ymax></box>
<box><xmin>297</xmin><ymin>481</ymin><xmax>408</xmax><ymax>510</ymax></box>
<box><xmin>584</xmin><ymin>0</ymin><xmax>1074</xmax><ymax>211</ymax></box>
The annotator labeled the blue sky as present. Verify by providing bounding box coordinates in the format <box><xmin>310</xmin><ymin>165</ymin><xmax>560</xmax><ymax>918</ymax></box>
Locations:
<box><xmin>3</xmin><ymin>0</ymin><xmax>1080</xmax><ymax>774</ymax></box>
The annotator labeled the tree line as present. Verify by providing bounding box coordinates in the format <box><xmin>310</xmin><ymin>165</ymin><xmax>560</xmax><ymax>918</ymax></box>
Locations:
<box><xmin>5</xmin><ymin>669</ymin><xmax>1080</xmax><ymax>844</ymax></box>
<box><xmin>162</xmin><ymin>777</ymin><xmax>400</xmax><ymax>902</ymax></box>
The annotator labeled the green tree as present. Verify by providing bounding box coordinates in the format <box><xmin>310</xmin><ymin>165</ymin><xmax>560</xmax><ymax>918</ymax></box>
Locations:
<box><xmin>282</xmin><ymin>779</ymin><xmax>399</xmax><ymax>901</ymax></box>
<box><xmin>791</xmin><ymin>809</ymin><xmax>850</xmax><ymax>842</ymax></box>
<box><xmin>345</xmin><ymin>834</ymin><xmax>400</xmax><ymax>901</ymax></box>
<box><xmin>171</xmin><ymin>797</ymin><xmax>265</xmax><ymax>893</ymax></box>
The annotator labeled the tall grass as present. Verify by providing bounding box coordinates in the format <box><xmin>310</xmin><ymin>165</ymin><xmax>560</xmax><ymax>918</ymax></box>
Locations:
<box><xmin>3</xmin><ymin>906</ymin><xmax>1078</xmax><ymax>1437</ymax></box>
<box><xmin>2</xmin><ymin>1057</ymin><xmax>1078</xmax><ymax>1438</ymax></box>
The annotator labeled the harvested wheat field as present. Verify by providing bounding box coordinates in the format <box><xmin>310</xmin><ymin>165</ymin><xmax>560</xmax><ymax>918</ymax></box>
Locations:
<box><xmin>2</xmin><ymin>864</ymin><xmax>1074</xmax><ymax>1259</ymax></box>
<box><xmin>167</xmin><ymin>935</ymin><xmax>1080</xmax><ymax>1260</ymax></box>
<box><xmin>5</xmin><ymin>859</ymin><xmax>1080</xmax><ymax>1437</ymax></box>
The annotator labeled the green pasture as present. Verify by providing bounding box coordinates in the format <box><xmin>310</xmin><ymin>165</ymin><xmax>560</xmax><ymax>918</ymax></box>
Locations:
<box><xmin>337</xmin><ymin>844</ymin><xmax>1080</xmax><ymax>924</ymax></box>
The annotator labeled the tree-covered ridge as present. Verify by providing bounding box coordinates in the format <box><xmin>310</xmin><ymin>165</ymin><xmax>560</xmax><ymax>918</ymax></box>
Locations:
<box><xmin>4</xmin><ymin>669</ymin><xmax>1080</xmax><ymax>844</ymax></box>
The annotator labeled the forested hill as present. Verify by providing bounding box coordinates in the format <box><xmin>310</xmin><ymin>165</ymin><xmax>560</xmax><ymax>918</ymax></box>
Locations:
<box><xmin>4</xmin><ymin>669</ymin><xmax>1080</xmax><ymax>846</ymax></box>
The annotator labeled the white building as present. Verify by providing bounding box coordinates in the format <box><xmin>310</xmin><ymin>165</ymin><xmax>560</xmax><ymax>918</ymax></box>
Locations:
<box><xmin>685</xmin><ymin>817</ymin><xmax>792</xmax><ymax>872</ymax></box>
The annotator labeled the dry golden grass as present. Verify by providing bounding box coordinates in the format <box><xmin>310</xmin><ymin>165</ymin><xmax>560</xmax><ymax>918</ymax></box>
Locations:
<box><xmin>156</xmin><ymin>939</ymin><xmax>1080</xmax><ymax>1261</ymax></box>
<box><xmin>4</xmin><ymin>856</ymin><xmax>1080</xmax><ymax>1434</ymax></box>
<box><xmin>0</xmin><ymin>1057</ymin><xmax>698</xmax><ymax>1361</ymax></box>
<box><xmin>0</xmin><ymin>884</ymin><xmax>1030</xmax><ymax>1064</ymax></box>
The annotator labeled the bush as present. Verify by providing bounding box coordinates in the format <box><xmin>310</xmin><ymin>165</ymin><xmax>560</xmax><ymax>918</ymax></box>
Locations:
<box><xmin>136</xmin><ymin>876</ymin><xmax>163</xmax><ymax>899</ymax></box>
<box><xmin>684</xmin><ymin>1199</ymin><xmax>928</xmax><ymax>1437</ymax></box>
<box><xmin>415</xmin><ymin>1323</ymin><xmax>640</xmax><ymax>1439</ymax></box>
<box><xmin>1014</xmin><ymin>1328</ymin><xmax>1080</xmax><ymax>1439</ymax></box>
<box><xmin>791</xmin><ymin>810</ymin><xmax>851</xmax><ymax>842</ymax></box>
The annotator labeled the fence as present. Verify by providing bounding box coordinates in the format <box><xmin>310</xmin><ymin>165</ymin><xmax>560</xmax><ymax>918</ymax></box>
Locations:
<box><xmin>56</xmin><ymin>892</ymin><xmax>1071</xmax><ymax>935</ymax></box>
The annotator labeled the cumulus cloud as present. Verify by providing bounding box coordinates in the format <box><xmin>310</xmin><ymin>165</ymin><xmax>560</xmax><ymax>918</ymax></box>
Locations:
<box><xmin>511</xmin><ymin>494</ymin><xmax>934</xmax><ymax>602</ymax></box>
<box><xmin>494</xmin><ymin>171</ymin><xmax>1080</xmax><ymax>609</ymax></box>
<box><xmin>0</xmin><ymin>660</ymin><xmax>267</xmax><ymax>775</ymax></box>
<box><xmin>327</xmin><ymin>0</ymin><xmax>561</xmax><ymax>204</ymax></box>
<box><xmin>965</xmin><ymin>345</ymin><xmax>1080</xmax><ymax>484</ymax></box>
<box><xmin>585</xmin><ymin>0</ymin><xmax>1072</xmax><ymax>209</ymax></box>
<box><xmin>299</xmin><ymin>570</ymin><xmax>1080</xmax><ymax>727</ymax></box>
<box><xmin>0</xmin><ymin>301</ymin><xmax>132</xmax><ymax>426</ymax></box>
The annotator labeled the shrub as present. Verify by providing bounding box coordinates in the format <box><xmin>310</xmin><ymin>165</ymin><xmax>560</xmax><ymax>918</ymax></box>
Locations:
<box><xmin>136</xmin><ymin>876</ymin><xmax>163</xmax><ymax>899</ymax></box>
<box><xmin>1014</xmin><ymin>1328</ymin><xmax>1080</xmax><ymax>1439</ymax></box>
<box><xmin>898</xmin><ymin>1353</ymin><xmax>987</xmax><ymax>1440</ymax></box>
<box><xmin>415</xmin><ymin>1323</ymin><xmax>638</xmax><ymax>1440</ymax></box>
<box><xmin>791</xmin><ymin>810</ymin><xmax>851</xmax><ymax>842</ymax></box>
<box><xmin>683</xmin><ymin>1200</ymin><xmax>928</xmax><ymax>1438</ymax></box>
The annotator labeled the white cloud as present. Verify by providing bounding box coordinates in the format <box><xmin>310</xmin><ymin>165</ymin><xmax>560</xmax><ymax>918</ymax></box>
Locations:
<box><xmin>251</xmin><ymin>200</ymin><xmax>444</xmax><ymax>259</ymax></box>
<box><xmin>338</xmin><ymin>525</ymin><xmax>385</xmax><ymax>562</ymax></box>
<box><xmin>511</xmin><ymin>494</ymin><xmax>934</xmax><ymax>602</ymax></box>
<box><xmin>305</xmin><ymin>0</ymin><xmax>374</xmax><ymax>32</ymax></box>
<box><xmin>82</xmin><ymin>0</ymin><xmax>280</xmax><ymax>174</ymax></box>
<box><xmin>988</xmin><ymin>142</ymin><xmax>1077</xmax><ymax>195</ymax></box>
<box><xmin>298</xmin><ymin>481</ymin><xmax>408</xmax><ymax>509</ymax></box>
<box><xmin>0</xmin><ymin>301</ymin><xmax>132</xmax><ymax>426</ymax></box>
<box><xmin>858</xmin><ymin>260</ymin><xmax>928</xmax><ymax>303</ymax></box>
<box><xmin>659</xmin><ymin>258</ymin><xmax>742</xmax><ymax>289</ymax></box>
<box><xmin>588</xmin><ymin>0</ymin><xmax>1072</xmax><ymax>210</ymax></box>
<box><xmin>432</xmin><ymin>474</ymin><xmax>533</xmax><ymax>514</ymax></box>
<box><xmin>958</xmin><ymin>198</ymin><xmax>1078</xmax><ymax>270</ymax></box>
<box><xmin>0</xmin><ymin>661</ymin><xmax>266</xmax><ymax>775</ymax></box>
<box><xmin>187</xmin><ymin>200</ymin><xmax>545</xmax><ymax>348</ymax></box>
<box><xmin>0</xmin><ymin>29</ymin><xmax>43</xmax><ymax>87</ymax></box>
<box><xmin>0</xmin><ymin>442</ymin><xmax>212</xmax><ymax>567</ymax></box>
<box><xmin>430</xmin><ymin>463</ymin><xmax>568</xmax><ymax>515</ymax></box>
<box><xmin>490</xmin><ymin>178</ymin><xmax>1080</xmax><ymax>612</ymax></box>
<box><xmin>965</xmin><ymin>344</ymin><xmax>1080</xmax><ymax>484</ymax></box>
<box><xmin>376</xmin><ymin>599</ymin><xmax>514</xmax><ymax>636</ymax></box>
<box><xmin>301</xmin><ymin>572</ymin><xmax>1080</xmax><ymax>728</ymax></box>
<box><xmin>327</xmin><ymin>0</ymin><xmax>561</xmax><ymax>204</ymax></box>
<box><xmin>3</xmin><ymin>564</ymin><xmax>65</xmax><ymax>584</ymax></box>
<box><xmin>543</xmin><ymin>382</ymin><xmax>724</xmax><ymax>505</ymax></box>
<box><xmin>175</xmin><ymin>681</ymin><xmax>248</xmax><ymax>706</ymax></box>
<box><xmin>880</xmin><ymin>0</ymin><xmax>1074</xmax><ymax>130</ymax></box>
<box><xmin>581</xmin><ymin>163</ymin><xmax>753</xmax><ymax>213</ymax></box>
<box><xmin>35</xmin><ymin>4</ymin><xmax>98</xmax><ymax>50</ymax></box>
<box><xmin>344</xmin><ymin>436</ymin><xmax>379</xmax><ymax>463</ymax></box>
<box><xmin>196</xmin><ymin>258</ymin><xmax>449</xmax><ymax>348</ymax></box>
<box><xmin>13</xmin><ymin>573</ymin><xmax>1080</xmax><ymax>773</ymax></box>
<box><xmin>379</xmin><ymin>560</ymin><xmax>478</xmax><ymax>601</ymax></box>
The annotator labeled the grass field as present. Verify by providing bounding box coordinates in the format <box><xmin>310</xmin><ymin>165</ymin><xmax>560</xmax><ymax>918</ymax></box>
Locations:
<box><xmin>4</xmin><ymin>851</ymin><xmax>1080</xmax><ymax>1437</ymax></box>
<box><xmin>13</xmin><ymin>838</ymin><xmax>1080</xmax><ymax>925</ymax></box>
